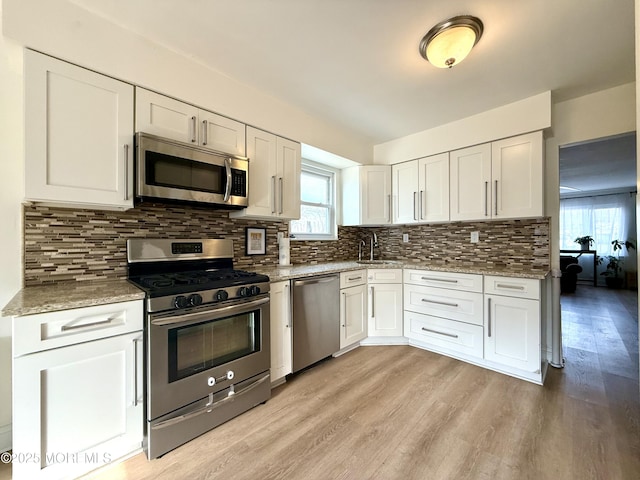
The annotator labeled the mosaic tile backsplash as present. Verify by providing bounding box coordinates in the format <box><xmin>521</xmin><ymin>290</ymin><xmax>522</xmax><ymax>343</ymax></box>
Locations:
<box><xmin>23</xmin><ymin>203</ymin><xmax>549</xmax><ymax>286</ymax></box>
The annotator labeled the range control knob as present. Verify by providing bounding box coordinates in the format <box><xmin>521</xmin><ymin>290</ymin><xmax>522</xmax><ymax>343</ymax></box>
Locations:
<box><xmin>214</xmin><ymin>290</ymin><xmax>229</xmax><ymax>302</ymax></box>
<box><xmin>226</xmin><ymin>370</ymin><xmax>235</xmax><ymax>380</ymax></box>
<box><xmin>188</xmin><ymin>294</ymin><xmax>203</xmax><ymax>307</ymax></box>
<box><xmin>250</xmin><ymin>285</ymin><xmax>261</xmax><ymax>296</ymax></box>
<box><xmin>174</xmin><ymin>295</ymin><xmax>188</xmax><ymax>309</ymax></box>
<box><xmin>237</xmin><ymin>287</ymin><xmax>249</xmax><ymax>297</ymax></box>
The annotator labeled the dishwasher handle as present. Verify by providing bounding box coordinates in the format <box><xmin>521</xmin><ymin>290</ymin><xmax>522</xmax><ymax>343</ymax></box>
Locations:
<box><xmin>294</xmin><ymin>275</ymin><xmax>338</xmax><ymax>287</ymax></box>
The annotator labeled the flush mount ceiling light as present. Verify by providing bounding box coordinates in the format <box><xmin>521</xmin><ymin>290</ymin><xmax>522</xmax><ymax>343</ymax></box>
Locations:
<box><xmin>419</xmin><ymin>15</ymin><xmax>483</xmax><ymax>68</ymax></box>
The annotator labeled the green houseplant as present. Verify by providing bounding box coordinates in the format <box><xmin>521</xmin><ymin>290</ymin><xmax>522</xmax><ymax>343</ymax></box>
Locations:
<box><xmin>598</xmin><ymin>239</ymin><xmax>636</xmax><ymax>288</ymax></box>
<box><xmin>574</xmin><ymin>235</ymin><xmax>594</xmax><ymax>251</ymax></box>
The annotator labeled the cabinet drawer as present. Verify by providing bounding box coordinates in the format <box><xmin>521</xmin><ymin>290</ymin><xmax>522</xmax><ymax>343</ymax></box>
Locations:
<box><xmin>340</xmin><ymin>270</ymin><xmax>367</xmax><ymax>288</ymax></box>
<box><xmin>405</xmin><ymin>311</ymin><xmax>483</xmax><ymax>359</ymax></box>
<box><xmin>484</xmin><ymin>276</ymin><xmax>540</xmax><ymax>300</ymax></box>
<box><xmin>404</xmin><ymin>269</ymin><xmax>482</xmax><ymax>292</ymax></box>
<box><xmin>404</xmin><ymin>285</ymin><xmax>483</xmax><ymax>326</ymax></box>
<box><xmin>367</xmin><ymin>268</ymin><xmax>402</xmax><ymax>284</ymax></box>
<box><xmin>13</xmin><ymin>300</ymin><xmax>143</xmax><ymax>357</ymax></box>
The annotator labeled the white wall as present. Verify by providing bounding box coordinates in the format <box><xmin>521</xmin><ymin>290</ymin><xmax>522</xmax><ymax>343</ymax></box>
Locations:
<box><xmin>546</xmin><ymin>82</ymin><xmax>636</xmax><ymax>271</ymax></box>
<box><xmin>0</xmin><ymin>2</ymin><xmax>24</xmax><ymax>451</ymax></box>
<box><xmin>373</xmin><ymin>91</ymin><xmax>552</xmax><ymax>164</ymax></box>
<box><xmin>2</xmin><ymin>0</ymin><xmax>373</xmax><ymax>165</ymax></box>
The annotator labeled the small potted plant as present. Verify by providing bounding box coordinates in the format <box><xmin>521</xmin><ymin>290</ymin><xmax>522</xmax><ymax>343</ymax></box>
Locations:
<box><xmin>598</xmin><ymin>239</ymin><xmax>636</xmax><ymax>288</ymax></box>
<box><xmin>574</xmin><ymin>235</ymin><xmax>594</xmax><ymax>251</ymax></box>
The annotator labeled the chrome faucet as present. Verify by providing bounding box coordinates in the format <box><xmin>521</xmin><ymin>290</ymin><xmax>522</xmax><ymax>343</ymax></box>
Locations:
<box><xmin>358</xmin><ymin>240</ymin><xmax>366</xmax><ymax>261</ymax></box>
<box><xmin>370</xmin><ymin>232</ymin><xmax>378</xmax><ymax>261</ymax></box>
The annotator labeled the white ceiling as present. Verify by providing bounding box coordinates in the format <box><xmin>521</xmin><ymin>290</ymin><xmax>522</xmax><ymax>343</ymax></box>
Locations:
<box><xmin>68</xmin><ymin>0</ymin><xmax>635</xmax><ymax>145</ymax></box>
<box><xmin>560</xmin><ymin>132</ymin><xmax>637</xmax><ymax>197</ymax></box>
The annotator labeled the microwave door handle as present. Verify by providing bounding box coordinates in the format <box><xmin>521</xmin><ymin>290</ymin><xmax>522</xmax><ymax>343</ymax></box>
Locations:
<box><xmin>223</xmin><ymin>157</ymin><xmax>232</xmax><ymax>202</ymax></box>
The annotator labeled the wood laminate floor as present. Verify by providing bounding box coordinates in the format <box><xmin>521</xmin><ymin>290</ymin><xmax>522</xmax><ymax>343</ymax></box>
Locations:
<box><xmin>2</xmin><ymin>286</ymin><xmax>638</xmax><ymax>480</ymax></box>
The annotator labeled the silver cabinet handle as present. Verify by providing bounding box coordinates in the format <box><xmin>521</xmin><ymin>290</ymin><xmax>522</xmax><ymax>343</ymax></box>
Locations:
<box><xmin>123</xmin><ymin>144</ymin><xmax>129</xmax><ymax>201</ymax></box>
<box><xmin>387</xmin><ymin>194</ymin><xmax>392</xmax><ymax>223</ymax></box>
<box><xmin>285</xmin><ymin>283</ymin><xmax>291</xmax><ymax>328</ymax></box>
<box><xmin>271</xmin><ymin>176</ymin><xmax>276</xmax><ymax>213</ymax></box>
<box><xmin>496</xmin><ymin>283</ymin><xmax>525</xmax><ymax>290</ymax></box>
<box><xmin>190</xmin><ymin>116</ymin><xmax>197</xmax><ymax>142</ymax></box>
<box><xmin>201</xmin><ymin>120</ymin><xmax>208</xmax><ymax>145</ymax></box>
<box><xmin>421</xmin><ymin>298</ymin><xmax>459</xmax><ymax>308</ymax></box>
<box><xmin>419</xmin><ymin>190</ymin><xmax>424</xmax><ymax>220</ymax></box>
<box><xmin>484</xmin><ymin>181</ymin><xmax>489</xmax><ymax>216</ymax></box>
<box><xmin>421</xmin><ymin>327</ymin><xmax>459</xmax><ymax>339</ymax></box>
<box><xmin>61</xmin><ymin>316</ymin><xmax>116</xmax><ymax>331</ymax></box>
<box><xmin>494</xmin><ymin>179</ymin><xmax>498</xmax><ymax>216</ymax></box>
<box><xmin>370</xmin><ymin>286</ymin><xmax>375</xmax><ymax>318</ymax></box>
<box><xmin>413</xmin><ymin>192</ymin><xmax>418</xmax><ymax>221</ymax></box>
<box><xmin>487</xmin><ymin>297</ymin><xmax>492</xmax><ymax>337</ymax></box>
<box><xmin>279</xmin><ymin>177</ymin><xmax>284</xmax><ymax>214</ymax></box>
<box><xmin>223</xmin><ymin>157</ymin><xmax>232</xmax><ymax>202</ymax></box>
<box><xmin>341</xmin><ymin>292</ymin><xmax>346</xmax><ymax>328</ymax></box>
<box><xmin>420</xmin><ymin>276</ymin><xmax>458</xmax><ymax>284</ymax></box>
<box><xmin>347</xmin><ymin>276</ymin><xmax>363</xmax><ymax>281</ymax></box>
<box><xmin>132</xmin><ymin>337</ymin><xmax>141</xmax><ymax>407</ymax></box>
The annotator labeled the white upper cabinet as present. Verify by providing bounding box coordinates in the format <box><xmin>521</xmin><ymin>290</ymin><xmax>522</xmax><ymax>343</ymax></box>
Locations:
<box><xmin>230</xmin><ymin>127</ymin><xmax>301</xmax><ymax>220</ymax></box>
<box><xmin>341</xmin><ymin>165</ymin><xmax>391</xmax><ymax>226</ymax></box>
<box><xmin>392</xmin><ymin>152</ymin><xmax>450</xmax><ymax>225</ymax></box>
<box><xmin>418</xmin><ymin>153</ymin><xmax>450</xmax><ymax>223</ymax></box>
<box><xmin>450</xmin><ymin>132</ymin><xmax>543</xmax><ymax>221</ymax></box>
<box><xmin>135</xmin><ymin>88</ymin><xmax>246</xmax><ymax>156</ymax></box>
<box><xmin>25</xmin><ymin>50</ymin><xmax>134</xmax><ymax>210</ymax></box>
<box><xmin>392</xmin><ymin>160</ymin><xmax>420</xmax><ymax>224</ymax></box>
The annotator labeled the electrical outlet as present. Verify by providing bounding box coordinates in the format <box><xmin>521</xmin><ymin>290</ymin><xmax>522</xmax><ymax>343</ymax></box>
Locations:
<box><xmin>470</xmin><ymin>231</ymin><xmax>479</xmax><ymax>243</ymax></box>
<box><xmin>402</xmin><ymin>233</ymin><xmax>409</xmax><ymax>243</ymax></box>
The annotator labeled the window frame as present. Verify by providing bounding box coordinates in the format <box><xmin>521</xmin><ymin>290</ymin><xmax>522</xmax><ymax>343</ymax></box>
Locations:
<box><xmin>289</xmin><ymin>160</ymin><xmax>338</xmax><ymax>241</ymax></box>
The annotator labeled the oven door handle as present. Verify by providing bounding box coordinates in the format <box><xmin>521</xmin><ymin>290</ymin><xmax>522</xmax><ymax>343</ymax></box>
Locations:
<box><xmin>150</xmin><ymin>373</ymin><xmax>270</xmax><ymax>430</ymax></box>
<box><xmin>151</xmin><ymin>297</ymin><xmax>270</xmax><ymax>327</ymax></box>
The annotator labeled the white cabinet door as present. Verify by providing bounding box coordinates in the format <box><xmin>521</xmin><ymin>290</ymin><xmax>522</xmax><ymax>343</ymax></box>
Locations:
<box><xmin>135</xmin><ymin>88</ymin><xmax>198</xmax><ymax>144</ymax></box>
<box><xmin>362</xmin><ymin>166</ymin><xmax>392</xmax><ymax>225</ymax></box>
<box><xmin>12</xmin><ymin>331</ymin><xmax>143</xmax><ymax>480</ymax></box>
<box><xmin>492</xmin><ymin>131</ymin><xmax>543</xmax><ymax>219</ymax></box>
<box><xmin>449</xmin><ymin>143</ymin><xmax>492</xmax><ymax>221</ymax></box>
<box><xmin>340</xmin><ymin>284</ymin><xmax>367</xmax><ymax>349</ymax></box>
<box><xmin>25</xmin><ymin>50</ymin><xmax>134</xmax><ymax>209</ymax></box>
<box><xmin>270</xmin><ymin>281</ymin><xmax>292</xmax><ymax>382</ymax></box>
<box><xmin>277</xmin><ymin>136</ymin><xmax>301</xmax><ymax>220</ymax></box>
<box><xmin>199</xmin><ymin>109</ymin><xmax>246</xmax><ymax>156</ymax></box>
<box><xmin>484</xmin><ymin>294</ymin><xmax>540</xmax><ymax>372</ymax></box>
<box><xmin>368</xmin><ymin>283</ymin><xmax>403</xmax><ymax>336</ymax></box>
<box><xmin>418</xmin><ymin>153</ymin><xmax>449</xmax><ymax>222</ymax></box>
<box><xmin>392</xmin><ymin>160</ymin><xmax>419</xmax><ymax>224</ymax></box>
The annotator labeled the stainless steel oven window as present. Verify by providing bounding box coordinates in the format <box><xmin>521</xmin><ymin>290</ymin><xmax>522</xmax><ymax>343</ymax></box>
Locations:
<box><xmin>167</xmin><ymin>310</ymin><xmax>260</xmax><ymax>382</ymax></box>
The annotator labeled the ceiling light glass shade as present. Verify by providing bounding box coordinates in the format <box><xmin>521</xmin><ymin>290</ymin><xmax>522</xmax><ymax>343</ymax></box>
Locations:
<box><xmin>419</xmin><ymin>16</ymin><xmax>483</xmax><ymax>68</ymax></box>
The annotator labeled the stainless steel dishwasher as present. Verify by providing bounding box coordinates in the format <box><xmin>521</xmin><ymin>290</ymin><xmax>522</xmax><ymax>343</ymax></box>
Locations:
<box><xmin>292</xmin><ymin>274</ymin><xmax>340</xmax><ymax>372</ymax></box>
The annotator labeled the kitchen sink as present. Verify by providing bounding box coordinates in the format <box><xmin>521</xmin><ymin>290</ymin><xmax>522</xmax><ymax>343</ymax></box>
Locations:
<box><xmin>356</xmin><ymin>260</ymin><xmax>401</xmax><ymax>265</ymax></box>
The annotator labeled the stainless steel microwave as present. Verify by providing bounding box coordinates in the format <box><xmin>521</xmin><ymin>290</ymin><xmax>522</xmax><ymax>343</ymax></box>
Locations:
<box><xmin>135</xmin><ymin>132</ymin><xmax>249</xmax><ymax>208</ymax></box>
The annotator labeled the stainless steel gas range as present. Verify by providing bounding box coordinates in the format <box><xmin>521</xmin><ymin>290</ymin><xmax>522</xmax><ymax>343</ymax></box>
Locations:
<box><xmin>126</xmin><ymin>238</ymin><xmax>270</xmax><ymax>459</ymax></box>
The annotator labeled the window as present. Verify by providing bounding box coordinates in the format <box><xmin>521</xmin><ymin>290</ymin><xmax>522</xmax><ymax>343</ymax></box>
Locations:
<box><xmin>289</xmin><ymin>161</ymin><xmax>337</xmax><ymax>240</ymax></box>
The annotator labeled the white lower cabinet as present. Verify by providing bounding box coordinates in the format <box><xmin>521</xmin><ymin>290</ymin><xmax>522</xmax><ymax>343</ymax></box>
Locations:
<box><xmin>270</xmin><ymin>281</ymin><xmax>292</xmax><ymax>383</ymax></box>
<box><xmin>339</xmin><ymin>270</ymin><xmax>367</xmax><ymax>349</ymax></box>
<box><xmin>12</xmin><ymin>301</ymin><xmax>143</xmax><ymax>480</ymax></box>
<box><xmin>367</xmin><ymin>269</ymin><xmax>403</xmax><ymax>337</ymax></box>
<box><xmin>484</xmin><ymin>280</ymin><xmax>541</xmax><ymax>374</ymax></box>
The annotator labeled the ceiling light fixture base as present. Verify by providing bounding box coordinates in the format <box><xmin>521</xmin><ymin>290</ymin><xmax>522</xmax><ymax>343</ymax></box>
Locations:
<box><xmin>419</xmin><ymin>15</ymin><xmax>484</xmax><ymax>69</ymax></box>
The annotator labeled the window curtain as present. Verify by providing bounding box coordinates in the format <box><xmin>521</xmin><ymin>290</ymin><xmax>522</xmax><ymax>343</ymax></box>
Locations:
<box><xmin>560</xmin><ymin>192</ymin><xmax>637</xmax><ymax>283</ymax></box>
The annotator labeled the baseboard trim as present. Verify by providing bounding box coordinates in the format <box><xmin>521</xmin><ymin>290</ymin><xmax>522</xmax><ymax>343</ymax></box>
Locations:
<box><xmin>0</xmin><ymin>423</ymin><xmax>11</xmax><ymax>453</ymax></box>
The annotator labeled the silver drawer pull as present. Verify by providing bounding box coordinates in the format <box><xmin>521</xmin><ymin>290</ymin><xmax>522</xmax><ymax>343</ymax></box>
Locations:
<box><xmin>421</xmin><ymin>327</ymin><xmax>459</xmax><ymax>339</ymax></box>
<box><xmin>496</xmin><ymin>283</ymin><xmax>525</xmax><ymax>290</ymax></box>
<box><xmin>421</xmin><ymin>298</ymin><xmax>459</xmax><ymax>308</ymax></box>
<box><xmin>421</xmin><ymin>277</ymin><xmax>458</xmax><ymax>284</ymax></box>
<box><xmin>61</xmin><ymin>316</ymin><xmax>116</xmax><ymax>331</ymax></box>
<box><xmin>347</xmin><ymin>276</ymin><xmax>362</xmax><ymax>281</ymax></box>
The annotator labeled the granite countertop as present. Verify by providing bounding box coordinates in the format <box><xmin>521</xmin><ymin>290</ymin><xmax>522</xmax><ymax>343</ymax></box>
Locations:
<box><xmin>2</xmin><ymin>279</ymin><xmax>146</xmax><ymax>317</ymax></box>
<box><xmin>251</xmin><ymin>260</ymin><xmax>549</xmax><ymax>282</ymax></box>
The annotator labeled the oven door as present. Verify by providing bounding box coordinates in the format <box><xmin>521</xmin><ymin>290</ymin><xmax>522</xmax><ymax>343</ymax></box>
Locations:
<box><xmin>136</xmin><ymin>133</ymin><xmax>248</xmax><ymax>207</ymax></box>
<box><xmin>147</xmin><ymin>295</ymin><xmax>269</xmax><ymax>420</ymax></box>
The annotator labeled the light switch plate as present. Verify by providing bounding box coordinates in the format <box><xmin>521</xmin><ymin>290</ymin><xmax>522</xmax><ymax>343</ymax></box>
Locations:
<box><xmin>402</xmin><ymin>233</ymin><xmax>409</xmax><ymax>243</ymax></box>
<box><xmin>470</xmin><ymin>231</ymin><xmax>479</xmax><ymax>243</ymax></box>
